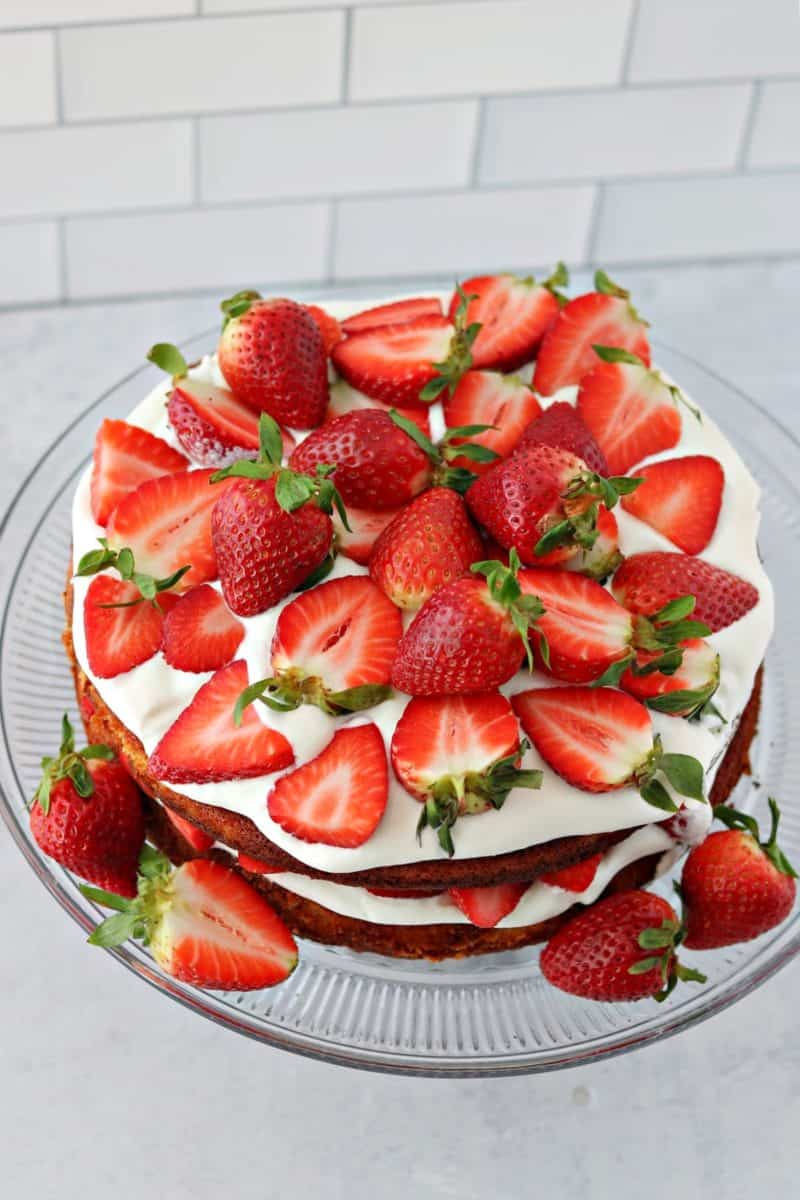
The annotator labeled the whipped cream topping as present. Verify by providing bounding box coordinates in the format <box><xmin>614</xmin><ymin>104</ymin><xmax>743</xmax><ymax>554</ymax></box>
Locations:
<box><xmin>70</xmin><ymin>297</ymin><xmax>774</xmax><ymax>883</ymax></box>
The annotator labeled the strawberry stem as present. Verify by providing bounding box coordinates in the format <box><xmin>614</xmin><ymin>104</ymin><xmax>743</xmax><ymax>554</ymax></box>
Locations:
<box><xmin>75</xmin><ymin>538</ymin><xmax>191</xmax><ymax>608</ymax></box>
<box><xmin>234</xmin><ymin>675</ymin><xmax>392</xmax><ymax>724</ymax></box>
<box><xmin>220</xmin><ymin>288</ymin><xmax>262</xmax><ymax>330</ymax></box>
<box><xmin>471</xmin><ymin>549</ymin><xmax>549</xmax><ymax>670</ymax></box>
<box><xmin>418</xmin><ymin>283</ymin><xmax>481</xmax><ymax>403</ymax></box>
<box><xmin>714</xmin><ymin>798</ymin><xmax>798</xmax><ymax>878</ymax></box>
<box><xmin>33</xmin><ymin>714</ymin><xmax>115</xmax><ymax>815</ymax></box>
<box><xmin>629</xmin><ymin>917</ymin><xmax>707</xmax><ymax>1001</ymax></box>
<box><xmin>81</xmin><ymin>845</ymin><xmax>173</xmax><ymax>948</ymax></box>
<box><xmin>388</xmin><ymin>408</ymin><xmax>500</xmax><ymax>494</ymax></box>
<box><xmin>637</xmin><ymin>734</ymin><xmax>706</xmax><ymax>812</ymax></box>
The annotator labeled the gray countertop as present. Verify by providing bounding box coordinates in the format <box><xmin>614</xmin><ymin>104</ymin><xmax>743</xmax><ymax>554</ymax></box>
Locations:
<box><xmin>0</xmin><ymin>259</ymin><xmax>797</xmax><ymax>1200</ymax></box>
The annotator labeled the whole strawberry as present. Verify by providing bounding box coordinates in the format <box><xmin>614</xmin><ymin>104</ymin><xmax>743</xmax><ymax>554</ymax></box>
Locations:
<box><xmin>612</xmin><ymin>552</ymin><xmax>759</xmax><ymax>633</ymax></box>
<box><xmin>541</xmin><ymin>891</ymin><xmax>706</xmax><ymax>1002</ymax></box>
<box><xmin>217</xmin><ymin>290</ymin><xmax>328</xmax><ymax>429</ymax></box>
<box><xmin>681</xmin><ymin>800</ymin><xmax>797</xmax><ymax>949</ymax></box>
<box><xmin>517</xmin><ymin>400</ymin><xmax>609</xmax><ymax>475</ymax></box>
<box><xmin>30</xmin><ymin>715</ymin><xmax>145</xmax><ymax>898</ymax></box>
<box><xmin>390</xmin><ymin>550</ymin><xmax>545</xmax><ymax>695</ymax></box>
<box><xmin>369</xmin><ymin>487</ymin><xmax>484</xmax><ymax>609</ymax></box>
<box><xmin>211</xmin><ymin>413</ymin><xmax>345</xmax><ymax>615</ymax></box>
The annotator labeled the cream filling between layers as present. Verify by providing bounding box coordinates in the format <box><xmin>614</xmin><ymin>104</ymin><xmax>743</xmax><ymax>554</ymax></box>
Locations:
<box><xmin>70</xmin><ymin>297</ymin><xmax>774</xmax><ymax>877</ymax></box>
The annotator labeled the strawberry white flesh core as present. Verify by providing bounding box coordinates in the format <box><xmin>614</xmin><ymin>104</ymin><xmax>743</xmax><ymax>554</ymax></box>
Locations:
<box><xmin>587</xmin><ymin>365</ymin><xmax>673</xmax><ymax>460</ymax></box>
<box><xmin>392</xmin><ymin>695</ymin><xmax>519</xmax><ymax>799</ymax></box>
<box><xmin>520</xmin><ymin>570</ymin><xmax>632</xmax><ymax>664</ymax></box>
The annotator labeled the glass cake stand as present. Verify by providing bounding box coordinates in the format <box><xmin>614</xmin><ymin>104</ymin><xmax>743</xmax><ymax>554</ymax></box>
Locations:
<box><xmin>1</xmin><ymin>334</ymin><xmax>798</xmax><ymax>1077</ymax></box>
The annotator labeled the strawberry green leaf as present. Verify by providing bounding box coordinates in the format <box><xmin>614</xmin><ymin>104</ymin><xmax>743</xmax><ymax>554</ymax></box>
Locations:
<box><xmin>593</xmin><ymin>271</ymin><xmax>630</xmax><ymax>299</ymax></box>
<box><xmin>86</xmin><ymin>909</ymin><xmax>141</xmax><ymax>948</ymax></box>
<box><xmin>146</xmin><ymin>342</ymin><xmax>187</xmax><ymax>379</ymax></box>
<box><xmin>79</xmin><ymin>883</ymin><xmax>132</xmax><ymax>913</ymax></box>
<box><xmin>652</xmin><ymin>595</ymin><xmax>696</xmax><ymax>624</ymax></box>
<box><xmin>388</xmin><ymin>408</ymin><xmax>438</xmax><ymax>461</ymax></box>
<box><xmin>591</xmin><ymin>344</ymin><xmax>645</xmax><ymax>367</ymax></box>
<box><xmin>628</xmin><ymin>955</ymin><xmax>664</xmax><ymax>974</ymax></box>
<box><xmin>220</xmin><ymin>288</ymin><xmax>261</xmax><ymax>329</ymax></box>
<box><xmin>639</xmin><ymin>778</ymin><xmax>678</xmax><ymax>812</ymax></box>
<box><xmin>659</xmin><ymin>754</ymin><xmax>705</xmax><ymax>803</ymax></box>
<box><xmin>591</xmin><ymin>654</ymin><xmax>632</xmax><ymax>689</ymax></box>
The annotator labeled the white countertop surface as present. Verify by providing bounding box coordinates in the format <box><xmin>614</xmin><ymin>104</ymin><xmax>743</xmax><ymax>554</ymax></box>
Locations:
<box><xmin>0</xmin><ymin>260</ymin><xmax>797</xmax><ymax>1199</ymax></box>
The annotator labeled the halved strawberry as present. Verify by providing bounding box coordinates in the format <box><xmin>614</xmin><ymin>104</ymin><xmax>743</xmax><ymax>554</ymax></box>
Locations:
<box><xmin>90</xmin><ymin>418</ymin><xmax>188</xmax><ymax>525</ymax></box>
<box><xmin>540</xmin><ymin>852</ymin><xmax>603</xmax><ymax>893</ymax></box>
<box><xmin>167</xmin><ymin>378</ymin><xmax>295</xmax><ymax>468</ymax></box>
<box><xmin>106</xmin><ymin>468</ymin><xmax>222</xmax><ymax>593</ymax></box>
<box><xmin>562</xmin><ymin>504</ymin><xmax>622</xmax><ymax>581</ymax></box>
<box><xmin>267</xmin><ymin>724</ymin><xmax>388</xmax><ymax>848</ymax></box>
<box><xmin>612</xmin><ymin>552</ymin><xmax>759</xmax><ymax>633</ymax></box>
<box><xmin>163</xmin><ymin>805</ymin><xmax>215</xmax><ymax>853</ymax></box>
<box><xmin>517</xmin><ymin>400</ymin><xmax>609</xmax><ymax>476</ymax></box>
<box><xmin>442</xmin><ymin>371</ymin><xmax>542</xmax><ymax>475</ymax></box>
<box><xmin>331</xmin><ymin>315</ymin><xmax>455</xmax><ymax>407</ymax></box>
<box><xmin>341</xmin><ymin>296</ymin><xmax>443</xmax><ymax>335</ymax></box>
<box><xmin>327</xmin><ymin>380</ymin><xmax>431</xmax><ymax>435</ymax></box>
<box><xmin>240</xmin><ymin>575</ymin><xmax>402</xmax><ymax>717</ymax></box>
<box><xmin>576</xmin><ymin>349</ymin><xmax>691</xmax><ymax>474</ymax></box>
<box><xmin>304</xmin><ymin>303</ymin><xmax>342</xmax><ymax>354</ymax></box>
<box><xmin>512</xmin><ymin>686</ymin><xmax>706</xmax><ymax>811</ymax></box>
<box><xmin>391</xmin><ymin>692</ymin><xmax>541</xmax><ymax>854</ymax></box>
<box><xmin>369</xmin><ymin>488</ymin><xmax>484</xmax><ymax>610</ymax></box>
<box><xmin>620</xmin><ymin>455</ymin><xmax>724</xmax><ymax>555</ymax></box>
<box><xmin>621</xmin><ymin>638</ymin><xmax>720</xmax><ymax>718</ymax></box>
<box><xmin>161</xmin><ymin>583</ymin><xmax>245</xmax><ymax>673</ymax></box>
<box><xmin>449</xmin><ymin>267</ymin><xmax>566</xmax><ymax>372</ymax></box>
<box><xmin>149</xmin><ymin>660</ymin><xmax>294</xmax><ymax>784</ymax></box>
<box><xmin>83</xmin><ymin>575</ymin><xmax>178</xmax><ymax>679</ymax></box>
<box><xmin>85</xmin><ymin>852</ymin><xmax>298</xmax><ymax>991</ymax></box>
<box><xmin>534</xmin><ymin>272</ymin><xmax>650</xmax><ymax>396</ymax></box>
<box><xmin>448</xmin><ymin>883</ymin><xmax>528</xmax><ymax>928</ymax></box>
<box><xmin>519</xmin><ymin>567</ymin><xmax>633</xmax><ymax>683</ymax></box>
<box><xmin>332</xmin><ymin>503</ymin><xmax>402</xmax><ymax>565</ymax></box>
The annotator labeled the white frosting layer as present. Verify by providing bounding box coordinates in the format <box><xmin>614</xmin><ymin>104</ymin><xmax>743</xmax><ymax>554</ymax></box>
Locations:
<box><xmin>70</xmin><ymin>297</ymin><xmax>774</xmax><ymax>879</ymax></box>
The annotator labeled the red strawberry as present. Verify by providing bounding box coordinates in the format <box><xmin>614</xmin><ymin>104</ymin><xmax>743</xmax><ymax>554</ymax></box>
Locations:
<box><xmin>90</xmin><ymin>418</ymin><xmax>188</xmax><ymax>525</ymax></box>
<box><xmin>290</xmin><ymin>409</ymin><xmax>432</xmax><ymax>510</ymax></box>
<box><xmin>169</xmin><ymin>380</ymin><xmax>295</xmax><ymax>467</ymax></box>
<box><xmin>466</xmin><ymin>442</ymin><xmax>635</xmax><ymax>565</ymax></box>
<box><xmin>442</xmin><ymin>370</ymin><xmax>542</xmax><ymax>475</ymax></box>
<box><xmin>331</xmin><ymin>315</ymin><xmax>455</xmax><ymax>406</ymax></box>
<box><xmin>267</xmin><ymin>724</ymin><xmax>388</xmax><ymax>848</ymax></box>
<box><xmin>621</xmin><ymin>455</ymin><xmax>724</xmax><ymax>555</ymax></box>
<box><xmin>621</xmin><ymin>638</ymin><xmax>720</xmax><ymax>719</ymax></box>
<box><xmin>541</xmin><ymin>891</ymin><xmax>705</xmax><ymax>1002</ymax></box>
<box><xmin>217</xmin><ymin>291</ymin><xmax>328</xmax><ymax>429</ymax></box>
<box><xmin>149</xmin><ymin>660</ymin><xmax>294</xmax><ymax>784</ymax></box>
<box><xmin>512</xmin><ymin>685</ymin><xmax>706</xmax><ymax>810</ymax></box>
<box><xmin>327</xmin><ymin>380</ymin><xmax>431</xmax><ymax>435</ymax></box>
<box><xmin>534</xmin><ymin>271</ymin><xmax>650</xmax><ymax>396</ymax></box>
<box><xmin>30</xmin><ymin>716</ymin><xmax>145</xmax><ymax>898</ymax></box>
<box><xmin>238</xmin><ymin>852</ymin><xmax>281</xmax><ymax>874</ymax></box>
<box><xmin>161</xmin><ymin>583</ymin><xmax>245</xmax><ymax>673</ymax></box>
<box><xmin>332</xmin><ymin>503</ymin><xmax>402</xmax><ymax>565</ymax></box>
<box><xmin>449</xmin><ymin>883</ymin><xmax>528</xmax><ymax>929</ymax></box>
<box><xmin>540</xmin><ymin>852</ymin><xmax>603</xmax><ymax>893</ymax></box>
<box><xmin>576</xmin><ymin>349</ymin><xmax>693</xmax><ymax>474</ymax></box>
<box><xmin>341</xmin><ymin>296</ymin><xmax>443</xmax><ymax>335</ymax></box>
<box><xmin>304</xmin><ymin>303</ymin><xmax>342</xmax><ymax>354</ymax></box>
<box><xmin>391</xmin><ymin>692</ymin><xmax>542</xmax><ymax>854</ymax></box>
<box><xmin>517</xmin><ymin>400</ymin><xmax>609</xmax><ymax>476</ymax></box>
<box><xmin>106</xmin><ymin>468</ymin><xmax>222</xmax><ymax>593</ymax></box>
<box><xmin>369</xmin><ymin>488</ymin><xmax>484</xmax><ymax>610</ymax></box>
<box><xmin>241</xmin><ymin>575</ymin><xmax>402</xmax><ymax>716</ymax></box>
<box><xmin>612</xmin><ymin>552</ymin><xmax>759</xmax><ymax>633</ymax></box>
<box><xmin>448</xmin><ymin>265</ymin><xmax>566</xmax><ymax>372</ymax></box>
<box><xmin>681</xmin><ymin>800</ymin><xmax>797</xmax><ymax>949</ymax></box>
<box><xmin>163</xmin><ymin>805</ymin><xmax>215</xmax><ymax>853</ymax></box>
<box><xmin>391</xmin><ymin>554</ymin><xmax>544</xmax><ymax>696</ymax></box>
<box><xmin>85</xmin><ymin>851</ymin><xmax>298</xmax><ymax>991</ymax></box>
<box><xmin>83</xmin><ymin>575</ymin><xmax>178</xmax><ymax>679</ymax></box>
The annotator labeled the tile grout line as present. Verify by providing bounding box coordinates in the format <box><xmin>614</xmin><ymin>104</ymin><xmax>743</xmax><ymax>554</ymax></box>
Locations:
<box><xmin>619</xmin><ymin>0</ymin><xmax>641</xmax><ymax>85</ymax></box>
<box><xmin>467</xmin><ymin>98</ymin><xmax>487</xmax><ymax>187</ymax></box>
<box><xmin>55</xmin><ymin>217</ymin><xmax>69</xmax><ymax>303</ymax></box>
<box><xmin>736</xmin><ymin>80</ymin><xmax>763</xmax><ymax>171</ymax></box>
<box><xmin>340</xmin><ymin>7</ymin><xmax>353</xmax><ymax>104</ymax></box>
<box><xmin>324</xmin><ymin>200</ymin><xmax>339</xmax><ymax>283</ymax></box>
<box><xmin>191</xmin><ymin>117</ymin><xmax>202</xmax><ymax>204</ymax></box>
<box><xmin>52</xmin><ymin>27</ymin><xmax>65</xmax><ymax>124</ymax></box>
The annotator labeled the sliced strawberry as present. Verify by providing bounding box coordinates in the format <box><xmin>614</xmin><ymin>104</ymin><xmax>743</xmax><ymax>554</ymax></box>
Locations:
<box><xmin>448</xmin><ymin>883</ymin><xmax>528</xmax><ymax>928</ymax></box>
<box><xmin>369</xmin><ymin>488</ymin><xmax>484</xmax><ymax>609</ymax></box>
<box><xmin>342</xmin><ymin>296</ymin><xmax>443</xmax><ymax>335</ymax></box>
<box><xmin>84</xmin><ymin>576</ymin><xmax>178</xmax><ymax>679</ymax></box>
<box><xmin>534</xmin><ymin>273</ymin><xmax>650</xmax><ymax>396</ymax></box>
<box><xmin>449</xmin><ymin>271</ymin><xmax>563</xmax><ymax>372</ymax></box>
<box><xmin>161</xmin><ymin>583</ymin><xmax>245</xmax><ymax>673</ymax></box>
<box><xmin>511</xmin><ymin>686</ymin><xmax>654</xmax><ymax>793</ymax></box>
<box><xmin>621</xmin><ymin>638</ymin><xmax>720</xmax><ymax>718</ymax></box>
<box><xmin>304</xmin><ymin>303</ymin><xmax>343</xmax><ymax>354</ymax></box>
<box><xmin>331</xmin><ymin>315</ymin><xmax>454</xmax><ymax>407</ymax></box>
<box><xmin>167</xmin><ymin>378</ymin><xmax>294</xmax><ymax>468</ymax></box>
<box><xmin>238</xmin><ymin>852</ymin><xmax>281</xmax><ymax>874</ymax></box>
<box><xmin>442</xmin><ymin>371</ymin><xmax>542</xmax><ymax>475</ymax></box>
<box><xmin>327</xmin><ymin>380</ymin><xmax>431</xmax><ymax>436</ymax></box>
<box><xmin>267</xmin><ymin>724</ymin><xmax>388</xmax><ymax>848</ymax></box>
<box><xmin>576</xmin><ymin>355</ymin><xmax>683</xmax><ymax>474</ymax></box>
<box><xmin>620</xmin><ymin>455</ymin><xmax>724</xmax><ymax>555</ymax></box>
<box><xmin>540</xmin><ymin>852</ymin><xmax>603</xmax><ymax>893</ymax></box>
<box><xmin>106</xmin><ymin>468</ymin><xmax>222</xmax><ymax>593</ymax></box>
<box><xmin>90</xmin><ymin>418</ymin><xmax>188</xmax><ymax>525</ymax></box>
<box><xmin>332</xmin><ymin>503</ymin><xmax>403</xmax><ymax>565</ymax></box>
<box><xmin>163</xmin><ymin>805</ymin><xmax>215</xmax><ymax>853</ymax></box>
<box><xmin>149</xmin><ymin>660</ymin><xmax>294</xmax><ymax>784</ymax></box>
<box><xmin>517</xmin><ymin>400</ymin><xmax>609</xmax><ymax>476</ymax></box>
<box><xmin>612</xmin><ymin>552</ymin><xmax>759</xmax><ymax>633</ymax></box>
<box><xmin>518</xmin><ymin>567</ymin><xmax>633</xmax><ymax>683</ymax></box>
<box><xmin>265</xmin><ymin>575</ymin><xmax>402</xmax><ymax>712</ymax></box>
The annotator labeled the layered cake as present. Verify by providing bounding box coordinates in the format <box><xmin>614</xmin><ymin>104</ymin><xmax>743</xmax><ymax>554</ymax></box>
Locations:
<box><xmin>60</xmin><ymin>269</ymin><xmax>775</xmax><ymax>973</ymax></box>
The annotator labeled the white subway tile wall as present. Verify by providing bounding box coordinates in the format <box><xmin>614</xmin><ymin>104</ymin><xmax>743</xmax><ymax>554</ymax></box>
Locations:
<box><xmin>0</xmin><ymin>0</ymin><xmax>796</xmax><ymax>304</ymax></box>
